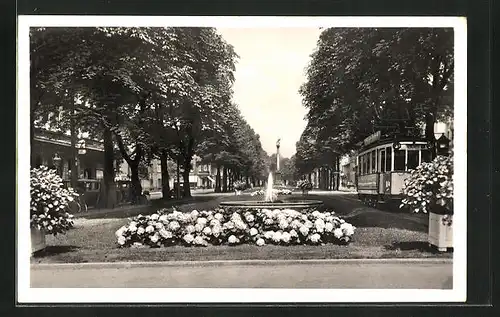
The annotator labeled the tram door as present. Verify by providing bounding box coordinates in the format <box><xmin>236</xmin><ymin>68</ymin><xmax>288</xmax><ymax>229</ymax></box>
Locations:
<box><xmin>378</xmin><ymin>149</ymin><xmax>387</xmax><ymax>194</ymax></box>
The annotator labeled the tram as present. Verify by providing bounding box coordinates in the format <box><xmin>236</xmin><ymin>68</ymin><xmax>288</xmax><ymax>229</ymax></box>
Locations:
<box><xmin>355</xmin><ymin>131</ymin><xmax>433</xmax><ymax>207</ymax></box>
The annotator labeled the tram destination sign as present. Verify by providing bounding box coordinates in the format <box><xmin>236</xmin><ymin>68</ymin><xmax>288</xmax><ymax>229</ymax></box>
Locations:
<box><xmin>363</xmin><ymin>131</ymin><xmax>381</xmax><ymax>146</ymax></box>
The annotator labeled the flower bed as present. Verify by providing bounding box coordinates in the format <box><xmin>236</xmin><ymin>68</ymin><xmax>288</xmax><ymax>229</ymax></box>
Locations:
<box><xmin>115</xmin><ymin>208</ymin><xmax>355</xmax><ymax>248</ymax></box>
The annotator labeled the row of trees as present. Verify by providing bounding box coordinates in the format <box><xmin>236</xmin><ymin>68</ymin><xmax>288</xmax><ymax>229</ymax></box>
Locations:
<box><xmin>30</xmin><ymin>27</ymin><xmax>269</xmax><ymax>207</ymax></box>
<box><xmin>295</xmin><ymin>28</ymin><xmax>454</xmax><ymax>180</ymax></box>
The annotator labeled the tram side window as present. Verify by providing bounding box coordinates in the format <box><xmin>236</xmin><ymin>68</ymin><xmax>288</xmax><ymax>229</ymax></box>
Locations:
<box><xmin>381</xmin><ymin>150</ymin><xmax>386</xmax><ymax>172</ymax></box>
<box><xmin>386</xmin><ymin>147</ymin><xmax>392</xmax><ymax>171</ymax></box>
<box><xmin>371</xmin><ymin>151</ymin><xmax>377</xmax><ymax>173</ymax></box>
<box><xmin>394</xmin><ymin>149</ymin><xmax>405</xmax><ymax>171</ymax></box>
<box><xmin>407</xmin><ymin>150</ymin><xmax>419</xmax><ymax>170</ymax></box>
<box><xmin>361</xmin><ymin>154</ymin><xmax>367</xmax><ymax>175</ymax></box>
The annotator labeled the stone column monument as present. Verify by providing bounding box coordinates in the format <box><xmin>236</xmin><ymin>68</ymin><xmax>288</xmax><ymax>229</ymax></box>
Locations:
<box><xmin>274</xmin><ymin>138</ymin><xmax>283</xmax><ymax>186</ymax></box>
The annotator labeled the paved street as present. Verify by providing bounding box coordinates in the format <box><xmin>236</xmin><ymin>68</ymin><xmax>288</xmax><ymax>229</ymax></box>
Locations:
<box><xmin>31</xmin><ymin>259</ymin><xmax>452</xmax><ymax>289</ymax></box>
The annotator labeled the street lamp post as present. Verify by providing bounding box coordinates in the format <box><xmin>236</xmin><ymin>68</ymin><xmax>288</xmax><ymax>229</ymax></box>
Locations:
<box><xmin>52</xmin><ymin>153</ymin><xmax>62</xmax><ymax>178</ymax></box>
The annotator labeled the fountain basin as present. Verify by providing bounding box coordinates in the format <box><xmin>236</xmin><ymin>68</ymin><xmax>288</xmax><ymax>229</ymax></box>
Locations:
<box><xmin>219</xmin><ymin>200</ymin><xmax>323</xmax><ymax>209</ymax></box>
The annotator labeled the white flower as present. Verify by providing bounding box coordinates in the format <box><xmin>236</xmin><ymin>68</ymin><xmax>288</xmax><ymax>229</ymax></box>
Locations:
<box><xmin>235</xmin><ymin>220</ymin><xmax>247</xmax><ymax>230</ymax></box>
<box><xmin>191</xmin><ymin>209</ymin><xmax>199</xmax><ymax>218</ymax></box>
<box><xmin>212</xmin><ymin>225</ymin><xmax>221</xmax><ymax>237</ymax></box>
<box><xmin>197</xmin><ymin>217</ymin><xmax>207</xmax><ymax>226</ymax></box>
<box><xmin>168</xmin><ymin>221</ymin><xmax>180</xmax><ymax>231</ymax></box>
<box><xmin>223</xmin><ymin>221</ymin><xmax>235</xmax><ymax>230</ymax></box>
<box><xmin>186</xmin><ymin>225</ymin><xmax>196</xmax><ymax>233</ymax></box>
<box><xmin>117</xmin><ymin>236</ymin><xmax>126</xmax><ymax>245</ymax></box>
<box><xmin>264</xmin><ymin>231</ymin><xmax>274</xmax><ymax>239</ymax></box>
<box><xmin>325</xmin><ymin>222</ymin><xmax>334</xmax><ymax>232</ymax></box>
<box><xmin>129</xmin><ymin>224</ymin><xmax>137</xmax><ymax>232</ymax></box>
<box><xmin>194</xmin><ymin>236</ymin><xmax>207</xmax><ymax>246</ymax></box>
<box><xmin>150</xmin><ymin>233</ymin><xmax>160</xmax><ymax>243</ymax></box>
<box><xmin>264</xmin><ymin>218</ymin><xmax>274</xmax><ymax>225</ymax></box>
<box><xmin>299</xmin><ymin>226</ymin><xmax>309</xmax><ymax>236</ymax></box>
<box><xmin>249</xmin><ymin>227</ymin><xmax>258</xmax><ymax>236</ymax></box>
<box><xmin>203</xmin><ymin>226</ymin><xmax>212</xmax><ymax>235</ymax></box>
<box><xmin>281</xmin><ymin>232</ymin><xmax>291</xmax><ymax>243</ymax></box>
<box><xmin>279</xmin><ymin>219</ymin><xmax>289</xmax><ymax>230</ymax></box>
<box><xmin>210</xmin><ymin>219</ymin><xmax>220</xmax><ymax>226</ymax></box>
<box><xmin>309</xmin><ymin>233</ymin><xmax>321</xmax><ymax>243</ymax></box>
<box><xmin>228</xmin><ymin>235</ymin><xmax>239</xmax><ymax>244</ymax></box>
<box><xmin>195</xmin><ymin>223</ymin><xmax>204</xmax><ymax>232</ymax></box>
<box><xmin>159</xmin><ymin>215</ymin><xmax>168</xmax><ymax>222</ymax></box>
<box><xmin>129</xmin><ymin>221</ymin><xmax>137</xmax><ymax>227</ymax></box>
<box><xmin>150</xmin><ymin>214</ymin><xmax>160</xmax><ymax>221</ymax></box>
<box><xmin>333</xmin><ymin>228</ymin><xmax>343</xmax><ymax>239</ymax></box>
<box><xmin>146</xmin><ymin>225</ymin><xmax>155</xmax><ymax>233</ymax></box>
<box><xmin>137</xmin><ymin>227</ymin><xmax>145</xmax><ymax>235</ymax></box>
<box><xmin>183</xmin><ymin>234</ymin><xmax>194</xmax><ymax>244</ymax></box>
<box><xmin>159</xmin><ymin>229</ymin><xmax>172</xmax><ymax>239</ymax></box>
<box><xmin>312</xmin><ymin>210</ymin><xmax>321</xmax><ymax>218</ymax></box>
<box><xmin>155</xmin><ymin>222</ymin><xmax>164</xmax><ymax>230</ymax></box>
<box><xmin>291</xmin><ymin>219</ymin><xmax>302</xmax><ymax>229</ymax></box>
<box><xmin>301</xmin><ymin>215</ymin><xmax>308</xmax><ymax>221</ymax></box>
<box><xmin>272</xmin><ymin>231</ymin><xmax>282</xmax><ymax>242</ymax></box>
<box><xmin>256</xmin><ymin>238</ymin><xmax>265</xmax><ymax>246</ymax></box>
<box><xmin>341</xmin><ymin>223</ymin><xmax>355</xmax><ymax>236</ymax></box>
<box><xmin>115</xmin><ymin>226</ymin><xmax>127</xmax><ymax>238</ymax></box>
<box><xmin>245</xmin><ymin>214</ymin><xmax>255</xmax><ymax>222</ymax></box>
<box><xmin>314</xmin><ymin>219</ymin><xmax>325</xmax><ymax>232</ymax></box>
<box><xmin>214</xmin><ymin>213</ymin><xmax>224</xmax><ymax>221</ymax></box>
<box><xmin>289</xmin><ymin>229</ymin><xmax>298</xmax><ymax>237</ymax></box>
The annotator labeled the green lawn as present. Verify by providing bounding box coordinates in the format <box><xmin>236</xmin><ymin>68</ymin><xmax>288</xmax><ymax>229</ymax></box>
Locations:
<box><xmin>31</xmin><ymin>192</ymin><xmax>452</xmax><ymax>263</ymax></box>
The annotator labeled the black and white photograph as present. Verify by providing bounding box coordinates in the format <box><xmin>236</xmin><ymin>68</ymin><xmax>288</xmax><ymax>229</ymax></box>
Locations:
<box><xmin>17</xmin><ymin>16</ymin><xmax>467</xmax><ymax>303</ymax></box>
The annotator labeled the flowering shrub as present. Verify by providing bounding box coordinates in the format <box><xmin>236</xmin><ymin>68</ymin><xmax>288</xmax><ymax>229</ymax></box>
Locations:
<box><xmin>30</xmin><ymin>166</ymin><xmax>79</xmax><ymax>235</ymax></box>
<box><xmin>400</xmin><ymin>155</ymin><xmax>453</xmax><ymax>214</ymax></box>
<box><xmin>115</xmin><ymin>208</ymin><xmax>356</xmax><ymax>247</ymax></box>
<box><xmin>297</xmin><ymin>179</ymin><xmax>313</xmax><ymax>191</ymax></box>
<box><xmin>233</xmin><ymin>181</ymin><xmax>247</xmax><ymax>191</ymax></box>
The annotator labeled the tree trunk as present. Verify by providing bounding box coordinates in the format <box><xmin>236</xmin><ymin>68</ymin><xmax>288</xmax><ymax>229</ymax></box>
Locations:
<box><xmin>102</xmin><ymin>128</ymin><xmax>117</xmax><ymax>209</ymax></box>
<box><xmin>336</xmin><ymin>156</ymin><xmax>340</xmax><ymax>190</ymax></box>
<box><xmin>222</xmin><ymin>167</ymin><xmax>228</xmax><ymax>192</ymax></box>
<box><xmin>215</xmin><ymin>165</ymin><xmax>221</xmax><ymax>193</ymax></box>
<box><xmin>70</xmin><ymin>99</ymin><xmax>78</xmax><ymax>189</ymax></box>
<box><xmin>182</xmin><ymin>158</ymin><xmax>191</xmax><ymax>198</ymax></box>
<box><xmin>129</xmin><ymin>161</ymin><xmax>142</xmax><ymax>204</ymax></box>
<box><xmin>160</xmin><ymin>151</ymin><xmax>171</xmax><ymax>200</ymax></box>
<box><xmin>425</xmin><ymin>112</ymin><xmax>438</xmax><ymax>159</ymax></box>
<box><xmin>176</xmin><ymin>157</ymin><xmax>181</xmax><ymax>199</ymax></box>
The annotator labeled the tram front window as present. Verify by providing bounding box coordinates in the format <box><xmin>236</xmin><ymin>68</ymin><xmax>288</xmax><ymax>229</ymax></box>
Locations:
<box><xmin>421</xmin><ymin>149</ymin><xmax>431</xmax><ymax>163</ymax></box>
<box><xmin>394</xmin><ymin>149</ymin><xmax>405</xmax><ymax>171</ymax></box>
<box><xmin>407</xmin><ymin>150</ymin><xmax>419</xmax><ymax>170</ymax></box>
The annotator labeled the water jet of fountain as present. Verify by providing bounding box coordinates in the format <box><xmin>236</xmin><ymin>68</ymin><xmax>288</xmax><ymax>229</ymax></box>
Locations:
<box><xmin>264</xmin><ymin>172</ymin><xmax>274</xmax><ymax>202</ymax></box>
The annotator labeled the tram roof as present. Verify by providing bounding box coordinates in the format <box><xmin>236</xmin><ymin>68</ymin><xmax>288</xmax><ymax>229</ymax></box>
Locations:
<box><xmin>357</xmin><ymin>136</ymin><xmax>429</xmax><ymax>153</ymax></box>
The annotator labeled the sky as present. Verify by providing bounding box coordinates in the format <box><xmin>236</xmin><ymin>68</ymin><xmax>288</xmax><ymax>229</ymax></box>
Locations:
<box><xmin>217</xmin><ymin>28</ymin><xmax>323</xmax><ymax>159</ymax></box>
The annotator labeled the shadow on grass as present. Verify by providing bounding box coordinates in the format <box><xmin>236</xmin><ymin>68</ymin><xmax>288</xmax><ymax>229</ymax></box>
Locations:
<box><xmin>347</xmin><ymin>212</ymin><xmax>428</xmax><ymax>233</ymax></box>
<box><xmin>384</xmin><ymin>241</ymin><xmax>453</xmax><ymax>254</ymax></box>
<box><xmin>32</xmin><ymin>245</ymin><xmax>81</xmax><ymax>257</ymax></box>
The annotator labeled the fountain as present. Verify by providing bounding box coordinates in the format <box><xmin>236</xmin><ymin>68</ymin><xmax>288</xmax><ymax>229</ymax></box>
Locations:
<box><xmin>219</xmin><ymin>171</ymin><xmax>323</xmax><ymax>209</ymax></box>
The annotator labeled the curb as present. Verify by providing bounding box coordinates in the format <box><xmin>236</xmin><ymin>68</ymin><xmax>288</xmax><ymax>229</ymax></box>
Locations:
<box><xmin>31</xmin><ymin>258</ymin><xmax>453</xmax><ymax>270</ymax></box>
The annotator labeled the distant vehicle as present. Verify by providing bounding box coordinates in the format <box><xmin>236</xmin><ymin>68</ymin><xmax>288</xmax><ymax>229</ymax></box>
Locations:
<box><xmin>355</xmin><ymin>132</ymin><xmax>434</xmax><ymax>207</ymax></box>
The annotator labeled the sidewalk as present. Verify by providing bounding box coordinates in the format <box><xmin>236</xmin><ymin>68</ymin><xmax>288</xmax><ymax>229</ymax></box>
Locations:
<box><xmin>31</xmin><ymin>258</ymin><xmax>453</xmax><ymax>289</ymax></box>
